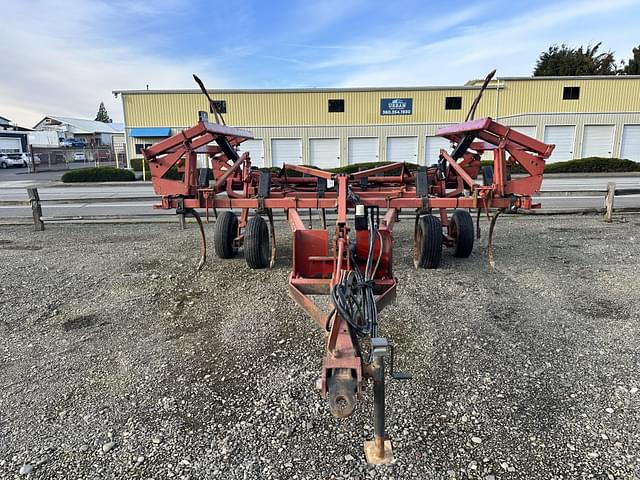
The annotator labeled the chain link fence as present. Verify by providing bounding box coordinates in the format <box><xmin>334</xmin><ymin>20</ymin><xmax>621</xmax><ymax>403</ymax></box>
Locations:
<box><xmin>30</xmin><ymin>147</ymin><xmax>122</xmax><ymax>171</ymax></box>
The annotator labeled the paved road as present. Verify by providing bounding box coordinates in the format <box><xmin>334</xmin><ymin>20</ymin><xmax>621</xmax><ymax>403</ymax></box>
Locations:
<box><xmin>1</xmin><ymin>195</ymin><xmax>639</xmax><ymax>219</ymax></box>
<box><xmin>540</xmin><ymin>176</ymin><xmax>640</xmax><ymax>191</ymax></box>
<box><xmin>1</xmin><ymin>172</ymin><xmax>639</xmax><ymax>218</ymax></box>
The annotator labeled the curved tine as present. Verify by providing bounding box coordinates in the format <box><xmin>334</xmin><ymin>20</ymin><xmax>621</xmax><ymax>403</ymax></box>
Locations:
<box><xmin>192</xmin><ymin>74</ymin><xmax>226</xmax><ymax>126</ymax></box>
<box><xmin>184</xmin><ymin>208</ymin><xmax>207</xmax><ymax>271</ymax></box>
<box><xmin>466</xmin><ymin>69</ymin><xmax>497</xmax><ymax>122</ymax></box>
<box><xmin>267</xmin><ymin>208</ymin><xmax>277</xmax><ymax>269</ymax></box>
<box><xmin>193</xmin><ymin>74</ymin><xmax>213</xmax><ymax>103</ymax></box>
<box><xmin>487</xmin><ymin>208</ymin><xmax>505</xmax><ymax>269</ymax></box>
<box><xmin>476</xmin><ymin>208</ymin><xmax>482</xmax><ymax>239</ymax></box>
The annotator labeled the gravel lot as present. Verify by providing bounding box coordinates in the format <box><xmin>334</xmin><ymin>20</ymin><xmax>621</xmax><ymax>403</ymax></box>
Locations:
<box><xmin>1</xmin><ymin>214</ymin><xmax>639</xmax><ymax>479</ymax></box>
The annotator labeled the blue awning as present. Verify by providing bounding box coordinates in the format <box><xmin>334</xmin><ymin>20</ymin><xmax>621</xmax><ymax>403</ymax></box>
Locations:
<box><xmin>130</xmin><ymin>127</ymin><xmax>172</xmax><ymax>137</ymax></box>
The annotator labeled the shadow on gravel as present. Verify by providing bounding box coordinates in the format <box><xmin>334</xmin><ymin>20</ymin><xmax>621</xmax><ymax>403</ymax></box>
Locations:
<box><xmin>63</xmin><ymin>314</ymin><xmax>98</xmax><ymax>331</ymax></box>
<box><xmin>0</xmin><ymin>243</ymin><xmax>42</xmax><ymax>251</ymax></box>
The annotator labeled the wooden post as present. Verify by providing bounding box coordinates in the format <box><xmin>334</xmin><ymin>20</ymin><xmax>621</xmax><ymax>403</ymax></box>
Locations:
<box><xmin>29</xmin><ymin>144</ymin><xmax>36</xmax><ymax>173</ymax></box>
<box><xmin>604</xmin><ymin>182</ymin><xmax>615</xmax><ymax>223</ymax></box>
<box><xmin>27</xmin><ymin>188</ymin><xmax>44</xmax><ymax>231</ymax></box>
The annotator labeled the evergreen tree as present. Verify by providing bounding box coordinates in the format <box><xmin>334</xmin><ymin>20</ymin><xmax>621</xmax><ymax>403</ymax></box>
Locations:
<box><xmin>620</xmin><ymin>45</ymin><xmax>640</xmax><ymax>74</ymax></box>
<box><xmin>534</xmin><ymin>43</ymin><xmax>617</xmax><ymax>76</ymax></box>
<box><xmin>95</xmin><ymin>102</ymin><xmax>112</xmax><ymax>123</ymax></box>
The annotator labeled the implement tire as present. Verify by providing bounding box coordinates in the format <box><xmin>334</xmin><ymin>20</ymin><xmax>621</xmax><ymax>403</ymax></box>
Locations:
<box><xmin>213</xmin><ymin>211</ymin><xmax>238</xmax><ymax>259</ymax></box>
<box><xmin>450</xmin><ymin>209</ymin><xmax>474</xmax><ymax>258</ymax></box>
<box><xmin>414</xmin><ymin>215</ymin><xmax>442</xmax><ymax>269</ymax></box>
<box><xmin>245</xmin><ymin>215</ymin><xmax>270</xmax><ymax>269</ymax></box>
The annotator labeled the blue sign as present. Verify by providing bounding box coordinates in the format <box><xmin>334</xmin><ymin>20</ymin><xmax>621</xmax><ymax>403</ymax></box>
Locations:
<box><xmin>380</xmin><ymin>98</ymin><xmax>413</xmax><ymax>115</ymax></box>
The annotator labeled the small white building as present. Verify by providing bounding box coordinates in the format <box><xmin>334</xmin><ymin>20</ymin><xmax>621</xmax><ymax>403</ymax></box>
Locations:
<box><xmin>0</xmin><ymin>115</ymin><xmax>31</xmax><ymax>154</ymax></box>
<box><xmin>33</xmin><ymin>116</ymin><xmax>124</xmax><ymax>147</ymax></box>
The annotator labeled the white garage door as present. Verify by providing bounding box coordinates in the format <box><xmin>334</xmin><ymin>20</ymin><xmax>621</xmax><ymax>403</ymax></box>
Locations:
<box><xmin>0</xmin><ymin>137</ymin><xmax>21</xmax><ymax>153</ymax></box>
<box><xmin>581</xmin><ymin>125</ymin><xmax>614</xmax><ymax>158</ymax></box>
<box><xmin>511</xmin><ymin>126</ymin><xmax>537</xmax><ymax>139</ymax></box>
<box><xmin>348</xmin><ymin>137</ymin><xmax>378</xmax><ymax>165</ymax></box>
<box><xmin>386</xmin><ymin>136</ymin><xmax>417</xmax><ymax>163</ymax></box>
<box><xmin>620</xmin><ymin>125</ymin><xmax>640</xmax><ymax>161</ymax></box>
<box><xmin>241</xmin><ymin>139</ymin><xmax>265</xmax><ymax>167</ymax></box>
<box><xmin>309</xmin><ymin>138</ymin><xmax>340</xmax><ymax>169</ymax></box>
<box><xmin>271</xmin><ymin>138</ymin><xmax>302</xmax><ymax>167</ymax></box>
<box><xmin>424</xmin><ymin>136</ymin><xmax>450</xmax><ymax>165</ymax></box>
<box><xmin>544</xmin><ymin>126</ymin><xmax>575</xmax><ymax>162</ymax></box>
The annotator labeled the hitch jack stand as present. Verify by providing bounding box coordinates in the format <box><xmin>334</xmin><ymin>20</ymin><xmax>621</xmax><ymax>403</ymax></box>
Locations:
<box><xmin>364</xmin><ymin>338</ymin><xmax>394</xmax><ymax>464</ymax></box>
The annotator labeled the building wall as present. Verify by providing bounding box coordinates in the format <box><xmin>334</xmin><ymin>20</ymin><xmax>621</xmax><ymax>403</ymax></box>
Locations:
<box><xmin>477</xmin><ymin>77</ymin><xmax>640</xmax><ymax>114</ymax></box>
<box><xmin>122</xmin><ymin>87</ymin><xmax>499</xmax><ymax>128</ymax></box>
<box><xmin>498</xmin><ymin>112</ymin><xmax>640</xmax><ymax>159</ymax></box>
<box><xmin>120</xmin><ymin>76</ymin><xmax>640</xmax><ymax>166</ymax></box>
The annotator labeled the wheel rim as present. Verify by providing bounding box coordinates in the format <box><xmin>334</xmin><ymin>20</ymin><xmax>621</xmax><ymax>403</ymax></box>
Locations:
<box><xmin>260</xmin><ymin>221</ymin><xmax>270</xmax><ymax>263</ymax></box>
<box><xmin>413</xmin><ymin>220</ymin><xmax>423</xmax><ymax>268</ymax></box>
<box><xmin>450</xmin><ymin>218</ymin><xmax>458</xmax><ymax>246</ymax></box>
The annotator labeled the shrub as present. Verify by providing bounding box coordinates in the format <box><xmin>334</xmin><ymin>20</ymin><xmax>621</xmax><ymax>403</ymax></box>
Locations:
<box><xmin>254</xmin><ymin>162</ymin><xmax>420</xmax><ymax>177</ymax></box>
<box><xmin>480</xmin><ymin>157</ymin><xmax>640</xmax><ymax>174</ymax></box>
<box><xmin>61</xmin><ymin>167</ymin><xmax>136</xmax><ymax>183</ymax></box>
<box><xmin>329</xmin><ymin>161</ymin><xmax>419</xmax><ymax>175</ymax></box>
<box><xmin>130</xmin><ymin>157</ymin><xmax>182</xmax><ymax>180</ymax></box>
<box><xmin>130</xmin><ymin>157</ymin><xmax>146</xmax><ymax>172</ymax></box>
<box><xmin>544</xmin><ymin>157</ymin><xmax>640</xmax><ymax>173</ymax></box>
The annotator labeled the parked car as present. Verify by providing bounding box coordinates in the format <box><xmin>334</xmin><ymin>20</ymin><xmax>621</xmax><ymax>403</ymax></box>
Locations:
<box><xmin>73</xmin><ymin>151</ymin><xmax>86</xmax><ymax>161</ymax></box>
<box><xmin>22</xmin><ymin>153</ymin><xmax>41</xmax><ymax>166</ymax></box>
<box><xmin>95</xmin><ymin>150</ymin><xmax>111</xmax><ymax>161</ymax></box>
<box><xmin>61</xmin><ymin>138</ymin><xmax>86</xmax><ymax>148</ymax></box>
<box><xmin>0</xmin><ymin>154</ymin><xmax>27</xmax><ymax>169</ymax></box>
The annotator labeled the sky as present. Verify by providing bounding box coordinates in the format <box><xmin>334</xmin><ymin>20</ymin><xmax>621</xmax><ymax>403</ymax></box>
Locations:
<box><xmin>1</xmin><ymin>0</ymin><xmax>639</xmax><ymax>127</ymax></box>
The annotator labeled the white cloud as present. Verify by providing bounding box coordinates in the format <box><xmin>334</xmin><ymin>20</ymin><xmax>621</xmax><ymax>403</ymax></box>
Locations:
<box><xmin>314</xmin><ymin>0</ymin><xmax>640</xmax><ymax>86</ymax></box>
<box><xmin>290</xmin><ymin>0</ymin><xmax>368</xmax><ymax>36</ymax></box>
<box><xmin>0</xmin><ymin>0</ymin><xmax>226</xmax><ymax>127</ymax></box>
<box><xmin>2</xmin><ymin>0</ymin><xmax>639</xmax><ymax>128</ymax></box>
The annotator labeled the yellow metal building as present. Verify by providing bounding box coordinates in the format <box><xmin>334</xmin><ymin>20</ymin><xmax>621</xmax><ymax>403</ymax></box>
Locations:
<box><xmin>114</xmin><ymin>75</ymin><xmax>640</xmax><ymax>167</ymax></box>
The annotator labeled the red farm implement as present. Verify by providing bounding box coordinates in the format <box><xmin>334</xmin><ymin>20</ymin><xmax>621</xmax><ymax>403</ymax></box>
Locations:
<box><xmin>142</xmin><ymin>72</ymin><xmax>555</xmax><ymax>463</ymax></box>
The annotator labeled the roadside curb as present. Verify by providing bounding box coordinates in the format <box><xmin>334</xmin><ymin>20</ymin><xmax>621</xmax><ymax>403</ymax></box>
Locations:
<box><xmin>46</xmin><ymin>181</ymin><xmax>152</xmax><ymax>187</ymax></box>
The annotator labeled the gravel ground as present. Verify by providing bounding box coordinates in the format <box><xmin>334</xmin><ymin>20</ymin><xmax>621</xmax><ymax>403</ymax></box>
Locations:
<box><xmin>1</xmin><ymin>214</ymin><xmax>639</xmax><ymax>479</ymax></box>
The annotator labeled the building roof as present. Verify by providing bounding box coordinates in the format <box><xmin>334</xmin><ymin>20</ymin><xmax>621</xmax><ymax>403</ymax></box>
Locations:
<box><xmin>34</xmin><ymin>116</ymin><xmax>124</xmax><ymax>134</ymax></box>
<box><xmin>114</xmin><ymin>75</ymin><xmax>640</xmax><ymax>96</ymax></box>
<box><xmin>0</xmin><ymin>115</ymin><xmax>32</xmax><ymax>131</ymax></box>
<box><xmin>465</xmin><ymin>74</ymin><xmax>640</xmax><ymax>85</ymax></box>
<box><xmin>113</xmin><ymin>85</ymin><xmax>495</xmax><ymax>95</ymax></box>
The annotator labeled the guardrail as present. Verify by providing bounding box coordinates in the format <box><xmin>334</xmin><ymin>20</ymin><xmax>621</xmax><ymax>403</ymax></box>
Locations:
<box><xmin>601</xmin><ymin>182</ymin><xmax>640</xmax><ymax>222</ymax></box>
<box><xmin>8</xmin><ymin>186</ymin><xmax>640</xmax><ymax>231</ymax></box>
<box><xmin>20</xmin><ymin>187</ymin><xmax>168</xmax><ymax>230</ymax></box>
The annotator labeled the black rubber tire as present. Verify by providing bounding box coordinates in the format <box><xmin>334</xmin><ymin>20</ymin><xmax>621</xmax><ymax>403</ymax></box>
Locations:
<box><xmin>244</xmin><ymin>216</ymin><xmax>270</xmax><ymax>269</ymax></box>
<box><xmin>450</xmin><ymin>209</ymin><xmax>474</xmax><ymax>258</ymax></box>
<box><xmin>482</xmin><ymin>165</ymin><xmax>493</xmax><ymax>186</ymax></box>
<box><xmin>0</xmin><ymin>162</ymin><xmax>7</xmax><ymax>169</ymax></box>
<box><xmin>414</xmin><ymin>215</ymin><xmax>442</xmax><ymax>269</ymax></box>
<box><xmin>213</xmin><ymin>211</ymin><xmax>238</xmax><ymax>259</ymax></box>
